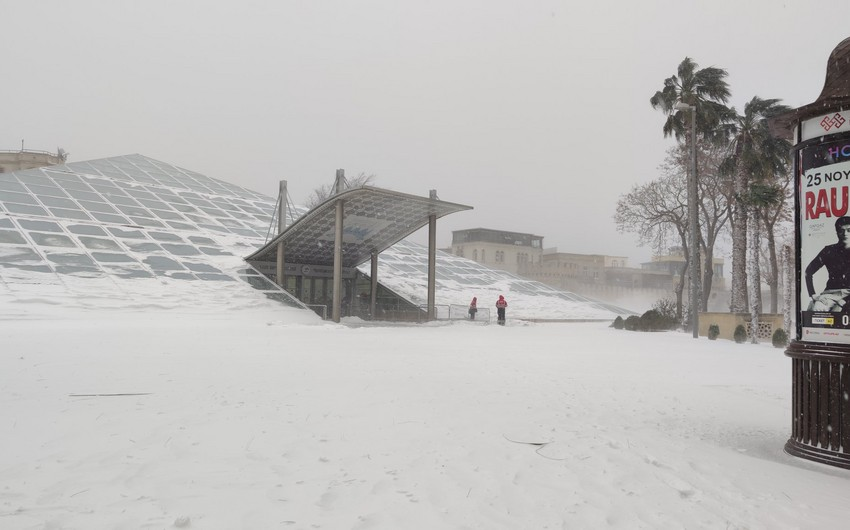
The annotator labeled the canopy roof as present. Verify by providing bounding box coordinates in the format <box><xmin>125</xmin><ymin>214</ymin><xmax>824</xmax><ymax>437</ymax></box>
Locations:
<box><xmin>245</xmin><ymin>186</ymin><xmax>472</xmax><ymax>268</ymax></box>
<box><xmin>771</xmin><ymin>37</ymin><xmax>850</xmax><ymax>139</ymax></box>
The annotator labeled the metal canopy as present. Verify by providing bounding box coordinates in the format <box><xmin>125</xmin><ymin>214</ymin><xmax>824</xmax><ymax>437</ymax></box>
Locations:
<box><xmin>245</xmin><ymin>186</ymin><xmax>472</xmax><ymax>268</ymax></box>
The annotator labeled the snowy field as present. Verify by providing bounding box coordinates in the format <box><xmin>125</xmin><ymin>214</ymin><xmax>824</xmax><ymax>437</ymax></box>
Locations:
<box><xmin>2</xmin><ymin>301</ymin><xmax>850</xmax><ymax>529</ymax></box>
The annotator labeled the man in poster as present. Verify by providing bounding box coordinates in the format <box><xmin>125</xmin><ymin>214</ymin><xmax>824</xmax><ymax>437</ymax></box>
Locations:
<box><xmin>805</xmin><ymin>216</ymin><xmax>850</xmax><ymax>312</ymax></box>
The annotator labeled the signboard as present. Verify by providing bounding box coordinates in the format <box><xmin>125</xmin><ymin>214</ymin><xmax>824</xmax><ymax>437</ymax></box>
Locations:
<box><xmin>801</xmin><ymin>110</ymin><xmax>850</xmax><ymax>142</ymax></box>
<box><xmin>799</xmin><ymin>135</ymin><xmax>850</xmax><ymax>343</ymax></box>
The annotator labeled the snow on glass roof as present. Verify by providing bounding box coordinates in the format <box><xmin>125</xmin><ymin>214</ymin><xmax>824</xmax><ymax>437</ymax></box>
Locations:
<box><xmin>0</xmin><ymin>154</ymin><xmax>631</xmax><ymax>320</ymax></box>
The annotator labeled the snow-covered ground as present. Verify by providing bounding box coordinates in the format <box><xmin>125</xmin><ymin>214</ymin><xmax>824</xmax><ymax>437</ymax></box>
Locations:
<box><xmin>2</xmin><ymin>297</ymin><xmax>849</xmax><ymax>529</ymax></box>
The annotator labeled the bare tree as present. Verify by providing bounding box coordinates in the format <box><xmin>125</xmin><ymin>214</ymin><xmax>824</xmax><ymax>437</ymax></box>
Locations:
<box><xmin>616</xmin><ymin>145</ymin><xmax>731</xmax><ymax>317</ymax></box>
<box><xmin>305</xmin><ymin>172</ymin><xmax>376</xmax><ymax>209</ymax></box>
<box><xmin>615</xmin><ymin>163</ymin><xmax>688</xmax><ymax>320</ymax></box>
<box><xmin>683</xmin><ymin>143</ymin><xmax>732</xmax><ymax>312</ymax></box>
<box><xmin>756</xmin><ymin>168</ymin><xmax>793</xmax><ymax>313</ymax></box>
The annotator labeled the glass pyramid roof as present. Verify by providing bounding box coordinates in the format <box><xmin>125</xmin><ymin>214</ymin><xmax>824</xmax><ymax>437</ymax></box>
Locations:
<box><xmin>0</xmin><ymin>154</ymin><xmax>633</xmax><ymax>320</ymax></box>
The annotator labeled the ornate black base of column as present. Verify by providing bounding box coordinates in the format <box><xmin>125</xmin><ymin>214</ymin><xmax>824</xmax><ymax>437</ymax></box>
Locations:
<box><xmin>785</xmin><ymin>438</ymin><xmax>850</xmax><ymax>469</ymax></box>
<box><xmin>785</xmin><ymin>340</ymin><xmax>850</xmax><ymax>469</ymax></box>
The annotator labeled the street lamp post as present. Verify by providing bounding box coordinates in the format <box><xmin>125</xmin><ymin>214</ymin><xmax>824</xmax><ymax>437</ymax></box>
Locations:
<box><xmin>675</xmin><ymin>101</ymin><xmax>700</xmax><ymax>338</ymax></box>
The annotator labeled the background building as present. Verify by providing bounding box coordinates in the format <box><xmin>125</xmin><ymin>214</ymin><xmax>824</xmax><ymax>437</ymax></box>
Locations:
<box><xmin>450</xmin><ymin>228</ymin><xmax>543</xmax><ymax>275</ymax></box>
<box><xmin>448</xmin><ymin>228</ymin><xmax>729</xmax><ymax>312</ymax></box>
<box><xmin>0</xmin><ymin>148</ymin><xmax>66</xmax><ymax>173</ymax></box>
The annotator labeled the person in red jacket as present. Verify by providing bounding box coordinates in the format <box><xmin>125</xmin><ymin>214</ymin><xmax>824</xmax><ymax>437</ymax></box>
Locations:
<box><xmin>468</xmin><ymin>297</ymin><xmax>478</xmax><ymax>320</ymax></box>
<box><xmin>495</xmin><ymin>295</ymin><xmax>508</xmax><ymax>325</ymax></box>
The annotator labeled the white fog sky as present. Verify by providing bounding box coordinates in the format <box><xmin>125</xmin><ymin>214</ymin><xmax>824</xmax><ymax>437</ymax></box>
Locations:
<box><xmin>2</xmin><ymin>0</ymin><xmax>844</xmax><ymax>268</ymax></box>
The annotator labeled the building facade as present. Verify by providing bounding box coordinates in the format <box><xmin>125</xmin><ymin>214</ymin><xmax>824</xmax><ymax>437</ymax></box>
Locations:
<box><xmin>0</xmin><ymin>149</ymin><xmax>65</xmax><ymax>173</ymax></box>
<box><xmin>450</xmin><ymin>228</ymin><xmax>544</xmax><ymax>276</ymax></box>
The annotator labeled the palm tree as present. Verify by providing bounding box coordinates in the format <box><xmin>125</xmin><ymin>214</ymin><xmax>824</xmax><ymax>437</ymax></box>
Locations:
<box><xmin>650</xmin><ymin>57</ymin><xmax>732</xmax><ymax>143</ymax></box>
<box><xmin>720</xmin><ymin>97</ymin><xmax>791</xmax><ymax>318</ymax></box>
<box><xmin>650</xmin><ymin>57</ymin><xmax>732</xmax><ymax>314</ymax></box>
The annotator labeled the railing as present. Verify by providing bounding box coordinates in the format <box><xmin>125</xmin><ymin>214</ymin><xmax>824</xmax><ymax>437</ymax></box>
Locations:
<box><xmin>0</xmin><ymin>149</ymin><xmax>61</xmax><ymax>157</ymax></box>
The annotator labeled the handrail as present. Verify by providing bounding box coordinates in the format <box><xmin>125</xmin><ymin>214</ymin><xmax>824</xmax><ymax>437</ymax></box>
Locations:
<box><xmin>0</xmin><ymin>149</ymin><xmax>62</xmax><ymax>157</ymax></box>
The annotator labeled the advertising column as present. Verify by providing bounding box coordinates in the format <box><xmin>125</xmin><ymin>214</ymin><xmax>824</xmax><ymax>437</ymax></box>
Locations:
<box><xmin>797</xmin><ymin>111</ymin><xmax>850</xmax><ymax>343</ymax></box>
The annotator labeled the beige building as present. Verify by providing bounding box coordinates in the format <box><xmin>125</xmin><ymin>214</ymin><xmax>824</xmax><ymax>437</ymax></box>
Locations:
<box><xmin>0</xmin><ymin>149</ymin><xmax>65</xmax><ymax>173</ymax></box>
<box><xmin>450</xmin><ymin>228</ymin><xmax>543</xmax><ymax>275</ymax></box>
<box><xmin>642</xmin><ymin>248</ymin><xmax>726</xmax><ymax>291</ymax></box>
<box><xmin>448</xmin><ymin>228</ymin><xmax>729</xmax><ymax>310</ymax></box>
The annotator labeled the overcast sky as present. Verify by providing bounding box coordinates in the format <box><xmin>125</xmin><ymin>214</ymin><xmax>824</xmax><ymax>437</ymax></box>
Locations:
<box><xmin>3</xmin><ymin>1</ymin><xmax>845</xmax><ymax>267</ymax></box>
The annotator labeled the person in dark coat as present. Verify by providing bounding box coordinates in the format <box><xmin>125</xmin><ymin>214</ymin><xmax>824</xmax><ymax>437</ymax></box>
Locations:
<box><xmin>468</xmin><ymin>297</ymin><xmax>478</xmax><ymax>320</ymax></box>
<box><xmin>496</xmin><ymin>294</ymin><xmax>508</xmax><ymax>325</ymax></box>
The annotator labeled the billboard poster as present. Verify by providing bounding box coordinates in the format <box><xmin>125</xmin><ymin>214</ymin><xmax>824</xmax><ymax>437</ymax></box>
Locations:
<box><xmin>799</xmin><ymin>135</ymin><xmax>850</xmax><ymax>343</ymax></box>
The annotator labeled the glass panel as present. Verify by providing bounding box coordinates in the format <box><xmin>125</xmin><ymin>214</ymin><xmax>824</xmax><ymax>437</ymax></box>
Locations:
<box><xmin>26</xmin><ymin>184</ymin><xmax>66</xmax><ymax>197</ymax></box>
<box><xmin>115</xmin><ymin>204</ymin><xmax>151</xmax><ymax>217</ymax></box>
<box><xmin>144</xmin><ymin>256</ymin><xmax>184</xmax><ymax>271</ymax></box>
<box><xmin>54</xmin><ymin>266</ymin><xmax>102</xmax><ymax>277</ymax></box>
<box><xmin>45</xmin><ymin>252</ymin><xmax>97</xmax><ymax>267</ymax></box>
<box><xmin>0</xmin><ymin>218</ymin><xmax>15</xmax><ymax>228</ymax></box>
<box><xmin>48</xmin><ymin>208</ymin><xmax>92</xmax><ymax>221</ymax></box>
<box><xmin>148</xmin><ymin>231</ymin><xmax>183</xmax><ymax>242</ymax></box>
<box><xmin>30</xmin><ymin>233</ymin><xmax>77</xmax><ymax>248</ymax></box>
<box><xmin>107</xmin><ymin>227</ymin><xmax>146</xmax><ymax>239</ymax></box>
<box><xmin>16</xmin><ymin>174</ymin><xmax>53</xmax><ymax>187</ymax></box>
<box><xmin>18</xmin><ymin>219</ymin><xmax>62</xmax><ymax>232</ymax></box>
<box><xmin>0</xmin><ymin>181</ymin><xmax>27</xmax><ymax>193</ymax></box>
<box><xmin>57</xmin><ymin>180</ymin><xmax>95</xmax><ymax>192</ymax></box>
<box><xmin>90</xmin><ymin>212</ymin><xmax>130</xmax><ymax>224</ymax></box>
<box><xmin>102</xmin><ymin>265</ymin><xmax>153</xmax><ymax>279</ymax></box>
<box><xmin>125</xmin><ymin>189</ymin><xmax>158</xmax><ymax>201</ymax></box>
<box><xmin>65</xmin><ymin>189</ymin><xmax>103</xmax><ymax>202</ymax></box>
<box><xmin>129</xmin><ymin>217</ymin><xmax>165</xmax><ymax>228</ymax></box>
<box><xmin>171</xmin><ymin>203</ymin><xmax>198</xmax><ymax>213</ymax></box>
<box><xmin>150</xmin><ymin>209</ymin><xmax>185</xmax><ymax>221</ymax></box>
<box><xmin>137</xmin><ymin>199</ymin><xmax>169</xmax><ymax>210</ymax></box>
<box><xmin>89</xmin><ymin>184</ymin><xmax>120</xmax><ymax>195</ymax></box>
<box><xmin>38</xmin><ymin>196</ymin><xmax>78</xmax><ymax>209</ymax></box>
<box><xmin>183</xmin><ymin>262</ymin><xmax>221</xmax><ymax>273</ymax></box>
<box><xmin>78</xmin><ymin>237</ymin><xmax>122</xmax><ymax>251</ymax></box>
<box><xmin>0</xmin><ymin>246</ymin><xmax>45</xmax><ymax>266</ymax></box>
<box><xmin>161</xmin><ymin>243</ymin><xmax>200</xmax><ymax>256</ymax></box>
<box><xmin>78</xmin><ymin>200</ymin><xmax>119</xmax><ymax>214</ymax></box>
<box><xmin>198</xmin><ymin>224</ymin><xmax>228</xmax><ymax>233</ymax></box>
<box><xmin>164</xmin><ymin>272</ymin><xmax>196</xmax><ymax>280</ymax></box>
<box><xmin>197</xmin><ymin>273</ymin><xmax>234</xmax><ymax>281</ymax></box>
<box><xmin>189</xmin><ymin>236</ymin><xmax>216</xmax><ymax>245</ymax></box>
<box><xmin>165</xmin><ymin>221</ymin><xmax>196</xmax><ymax>231</ymax></box>
<box><xmin>125</xmin><ymin>242</ymin><xmax>161</xmax><ymax>253</ymax></box>
<box><xmin>102</xmin><ymin>194</ymin><xmax>138</xmax><ymax>206</ymax></box>
<box><xmin>0</xmin><ymin>190</ymin><xmax>38</xmax><ymax>205</ymax></box>
<box><xmin>68</xmin><ymin>224</ymin><xmax>107</xmax><ymax>236</ymax></box>
<box><xmin>157</xmin><ymin>193</ymin><xmax>188</xmax><ymax>204</ymax></box>
<box><xmin>4</xmin><ymin>203</ymin><xmax>48</xmax><ymax>216</ymax></box>
<box><xmin>200</xmin><ymin>207</ymin><xmax>227</xmax><ymax>217</ymax></box>
<box><xmin>0</xmin><ymin>230</ymin><xmax>26</xmax><ymax>245</ymax></box>
<box><xmin>91</xmin><ymin>252</ymin><xmax>137</xmax><ymax>263</ymax></box>
<box><xmin>199</xmin><ymin>246</ymin><xmax>231</xmax><ymax>256</ymax></box>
